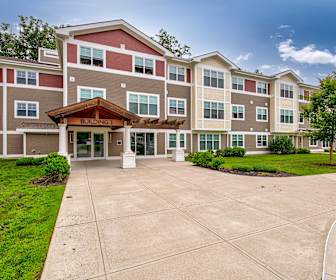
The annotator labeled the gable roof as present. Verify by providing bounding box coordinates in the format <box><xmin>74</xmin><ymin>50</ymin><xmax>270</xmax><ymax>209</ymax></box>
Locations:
<box><xmin>272</xmin><ymin>69</ymin><xmax>304</xmax><ymax>83</ymax></box>
<box><xmin>192</xmin><ymin>51</ymin><xmax>239</xmax><ymax>69</ymax></box>
<box><xmin>56</xmin><ymin>19</ymin><xmax>174</xmax><ymax>57</ymax></box>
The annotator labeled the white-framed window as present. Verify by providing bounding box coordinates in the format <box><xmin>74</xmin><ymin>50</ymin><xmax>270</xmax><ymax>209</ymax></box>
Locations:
<box><xmin>203</xmin><ymin>69</ymin><xmax>224</xmax><ymax>88</ymax></box>
<box><xmin>169</xmin><ymin>65</ymin><xmax>185</xmax><ymax>82</ymax></box>
<box><xmin>257</xmin><ymin>81</ymin><xmax>267</xmax><ymax>94</ymax></box>
<box><xmin>127</xmin><ymin>92</ymin><xmax>159</xmax><ymax>117</ymax></box>
<box><xmin>280</xmin><ymin>83</ymin><xmax>294</xmax><ymax>99</ymax></box>
<box><xmin>199</xmin><ymin>134</ymin><xmax>220</xmax><ymax>151</ymax></box>
<box><xmin>309</xmin><ymin>137</ymin><xmax>318</xmax><ymax>147</ymax></box>
<box><xmin>77</xmin><ymin>86</ymin><xmax>106</xmax><ymax>102</ymax></box>
<box><xmin>299</xmin><ymin>89</ymin><xmax>304</xmax><ymax>101</ymax></box>
<box><xmin>168</xmin><ymin>97</ymin><xmax>186</xmax><ymax>117</ymax></box>
<box><xmin>16</xmin><ymin>70</ymin><xmax>37</xmax><ymax>85</ymax></box>
<box><xmin>168</xmin><ymin>133</ymin><xmax>185</xmax><ymax>149</ymax></box>
<box><xmin>134</xmin><ymin>56</ymin><xmax>154</xmax><ymax>75</ymax></box>
<box><xmin>322</xmin><ymin>140</ymin><xmax>330</xmax><ymax>148</ymax></box>
<box><xmin>232</xmin><ymin>104</ymin><xmax>245</xmax><ymax>120</ymax></box>
<box><xmin>256</xmin><ymin>134</ymin><xmax>268</xmax><ymax>148</ymax></box>
<box><xmin>256</xmin><ymin>107</ymin><xmax>268</xmax><ymax>122</ymax></box>
<box><xmin>14</xmin><ymin>100</ymin><xmax>39</xmax><ymax>119</ymax></box>
<box><xmin>79</xmin><ymin>46</ymin><xmax>104</xmax><ymax>67</ymax></box>
<box><xmin>280</xmin><ymin>109</ymin><xmax>294</xmax><ymax>124</ymax></box>
<box><xmin>232</xmin><ymin>77</ymin><xmax>244</xmax><ymax>91</ymax></box>
<box><xmin>69</xmin><ymin>132</ymin><xmax>74</xmax><ymax>144</ymax></box>
<box><xmin>299</xmin><ymin>112</ymin><xmax>304</xmax><ymax>124</ymax></box>
<box><xmin>204</xmin><ymin>101</ymin><xmax>224</xmax><ymax>120</ymax></box>
<box><xmin>231</xmin><ymin>134</ymin><xmax>244</xmax><ymax>147</ymax></box>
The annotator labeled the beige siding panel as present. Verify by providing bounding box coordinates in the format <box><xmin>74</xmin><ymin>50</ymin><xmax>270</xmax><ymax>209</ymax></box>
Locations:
<box><xmin>200</xmin><ymin>57</ymin><xmax>232</xmax><ymax>71</ymax></box>
<box><xmin>67</xmin><ymin>68</ymin><xmax>165</xmax><ymax>119</ymax></box>
<box><xmin>192</xmin><ymin>134</ymin><xmax>198</xmax><ymax>152</ymax></box>
<box><xmin>221</xmin><ymin>133</ymin><xmax>228</xmax><ymax>148</ymax></box>
<box><xmin>68</xmin><ymin>131</ymin><xmax>74</xmax><ymax>155</ymax></box>
<box><xmin>108</xmin><ymin>132</ymin><xmax>123</xmax><ymax>157</ymax></box>
<box><xmin>186</xmin><ymin>133</ymin><xmax>191</xmax><ymax>153</ymax></box>
<box><xmin>7</xmin><ymin>134</ymin><xmax>23</xmax><ymax>155</ymax></box>
<box><xmin>7</xmin><ymin>87</ymin><xmax>62</xmax><ymax>130</ymax></box>
<box><xmin>26</xmin><ymin>134</ymin><xmax>58</xmax><ymax>155</ymax></box>
<box><xmin>156</xmin><ymin>132</ymin><xmax>165</xmax><ymax>155</ymax></box>
<box><xmin>0</xmin><ymin>87</ymin><xmax>2</xmax><ymax>130</ymax></box>
<box><xmin>245</xmin><ymin>134</ymin><xmax>268</xmax><ymax>152</ymax></box>
<box><xmin>167</xmin><ymin>84</ymin><xmax>191</xmax><ymax>130</ymax></box>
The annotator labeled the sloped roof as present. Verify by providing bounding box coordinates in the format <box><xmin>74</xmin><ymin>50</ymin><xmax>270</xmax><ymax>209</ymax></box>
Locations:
<box><xmin>272</xmin><ymin>69</ymin><xmax>304</xmax><ymax>83</ymax></box>
<box><xmin>192</xmin><ymin>51</ymin><xmax>239</xmax><ymax>69</ymax></box>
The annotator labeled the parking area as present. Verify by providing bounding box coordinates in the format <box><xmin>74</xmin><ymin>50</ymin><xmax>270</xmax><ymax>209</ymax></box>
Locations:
<box><xmin>42</xmin><ymin>159</ymin><xmax>336</xmax><ymax>280</ymax></box>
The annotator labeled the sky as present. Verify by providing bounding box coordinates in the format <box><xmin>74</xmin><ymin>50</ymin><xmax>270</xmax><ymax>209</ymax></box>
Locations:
<box><xmin>1</xmin><ymin>0</ymin><xmax>336</xmax><ymax>85</ymax></box>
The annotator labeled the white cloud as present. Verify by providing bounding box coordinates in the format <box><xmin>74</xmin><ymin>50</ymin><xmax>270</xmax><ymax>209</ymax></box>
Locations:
<box><xmin>278</xmin><ymin>24</ymin><xmax>291</xmax><ymax>29</ymax></box>
<box><xmin>235</xmin><ymin>52</ymin><xmax>253</xmax><ymax>63</ymax></box>
<box><xmin>260</xmin><ymin>64</ymin><xmax>274</xmax><ymax>70</ymax></box>
<box><xmin>278</xmin><ymin>39</ymin><xmax>336</xmax><ymax>66</ymax></box>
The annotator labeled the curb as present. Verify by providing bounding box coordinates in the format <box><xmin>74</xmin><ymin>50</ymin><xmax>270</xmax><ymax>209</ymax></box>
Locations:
<box><xmin>322</xmin><ymin>219</ymin><xmax>336</xmax><ymax>280</ymax></box>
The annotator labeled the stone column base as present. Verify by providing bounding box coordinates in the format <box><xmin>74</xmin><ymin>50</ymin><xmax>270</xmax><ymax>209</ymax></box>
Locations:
<box><xmin>120</xmin><ymin>152</ymin><xmax>136</xmax><ymax>168</ymax></box>
<box><xmin>172</xmin><ymin>149</ymin><xmax>185</xmax><ymax>162</ymax></box>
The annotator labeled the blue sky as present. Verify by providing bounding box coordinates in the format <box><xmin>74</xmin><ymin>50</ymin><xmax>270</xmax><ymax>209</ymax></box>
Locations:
<box><xmin>1</xmin><ymin>0</ymin><xmax>336</xmax><ymax>85</ymax></box>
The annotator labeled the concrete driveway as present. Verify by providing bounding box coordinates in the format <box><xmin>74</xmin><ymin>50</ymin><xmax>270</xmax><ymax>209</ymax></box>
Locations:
<box><xmin>41</xmin><ymin>159</ymin><xmax>336</xmax><ymax>280</ymax></box>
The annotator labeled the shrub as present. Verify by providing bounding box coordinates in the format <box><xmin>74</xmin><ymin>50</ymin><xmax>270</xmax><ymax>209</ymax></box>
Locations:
<box><xmin>208</xmin><ymin>157</ymin><xmax>225</xmax><ymax>170</ymax></box>
<box><xmin>185</xmin><ymin>152</ymin><xmax>197</xmax><ymax>162</ymax></box>
<box><xmin>231</xmin><ymin>164</ymin><xmax>253</xmax><ymax>172</ymax></box>
<box><xmin>269</xmin><ymin>136</ymin><xmax>295</xmax><ymax>154</ymax></box>
<box><xmin>252</xmin><ymin>164</ymin><xmax>277</xmax><ymax>173</ymax></box>
<box><xmin>43</xmin><ymin>153</ymin><xmax>70</xmax><ymax>181</ymax></box>
<box><xmin>16</xmin><ymin>156</ymin><xmax>46</xmax><ymax>166</ymax></box>
<box><xmin>191</xmin><ymin>151</ymin><xmax>214</xmax><ymax>167</ymax></box>
<box><xmin>216</xmin><ymin>147</ymin><xmax>246</xmax><ymax>157</ymax></box>
<box><xmin>295</xmin><ymin>148</ymin><xmax>311</xmax><ymax>154</ymax></box>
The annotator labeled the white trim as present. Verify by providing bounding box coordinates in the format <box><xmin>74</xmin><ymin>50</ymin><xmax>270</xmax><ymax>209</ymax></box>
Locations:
<box><xmin>203</xmin><ymin>99</ymin><xmax>225</xmax><ymax>121</ymax></box>
<box><xmin>256</xmin><ymin>134</ymin><xmax>269</xmax><ymax>148</ymax></box>
<box><xmin>132</xmin><ymin>55</ymin><xmax>156</xmax><ymax>78</ymax></box>
<box><xmin>168</xmin><ymin>64</ymin><xmax>186</xmax><ymax>83</ymax></box>
<box><xmin>23</xmin><ymin>133</ymin><xmax>26</xmax><ymax>156</ymax></box>
<box><xmin>202</xmin><ymin>67</ymin><xmax>225</xmax><ymax>89</ymax></box>
<box><xmin>309</xmin><ymin>137</ymin><xmax>318</xmax><ymax>147</ymax></box>
<box><xmin>77</xmin><ymin>86</ymin><xmax>107</xmax><ymax>102</ymax></box>
<box><xmin>166</xmin><ymin>80</ymin><xmax>191</xmax><ymax>87</ymax></box>
<box><xmin>256</xmin><ymin>81</ymin><xmax>268</xmax><ymax>95</ymax></box>
<box><xmin>126</xmin><ymin>91</ymin><xmax>160</xmax><ymax>118</ymax></box>
<box><xmin>256</xmin><ymin>106</ymin><xmax>268</xmax><ymax>122</ymax></box>
<box><xmin>246</xmin><ymin>150</ymin><xmax>271</xmax><ymax>155</ymax></box>
<box><xmin>0</xmin><ymin>130</ymin><xmax>24</xmax><ymax>135</ymax></box>
<box><xmin>298</xmin><ymin>112</ymin><xmax>305</xmax><ymax>124</ymax></box>
<box><xmin>232</xmin><ymin>76</ymin><xmax>245</xmax><ymax>91</ymax></box>
<box><xmin>230</xmin><ymin>134</ymin><xmax>245</xmax><ymax>148</ymax></box>
<box><xmin>231</xmin><ymin>89</ymin><xmax>270</xmax><ymax>98</ymax></box>
<box><xmin>77</xmin><ymin>44</ymin><xmax>106</xmax><ymax>68</ymax></box>
<box><xmin>167</xmin><ymin>97</ymin><xmax>187</xmax><ymax>117</ymax></box>
<box><xmin>7</xmin><ymin>84</ymin><xmax>63</xmax><ymax>92</ymax></box>
<box><xmin>228</xmin><ymin>131</ymin><xmax>271</xmax><ymax>135</ymax></box>
<box><xmin>14</xmin><ymin>100</ymin><xmax>39</xmax><ymax>119</ymax></box>
<box><xmin>2</xmin><ymin>67</ymin><xmax>7</xmax><ymax>156</ymax></box>
<box><xmin>14</xmin><ymin>69</ymin><xmax>39</xmax><ymax>86</ymax></box>
<box><xmin>0</xmin><ymin>58</ymin><xmax>61</xmax><ymax>72</ymax></box>
<box><xmin>198</xmin><ymin>133</ymin><xmax>221</xmax><ymax>151</ymax></box>
<box><xmin>231</xmin><ymin>104</ymin><xmax>245</xmax><ymax>121</ymax></box>
<box><xmin>166</xmin><ymin>132</ymin><xmax>186</xmax><ymax>150</ymax></box>
<box><xmin>274</xmin><ymin>69</ymin><xmax>303</xmax><ymax>83</ymax></box>
<box><xmin>192</xmin><ymin>51</ymin><xmax>239</xmax><ymax>69</ymax></box>
<box><xmin>0</xmin><ymin>154</ymin><xmax>24</xmax><ymax>158</ymax></box>
<box><xmin>16</xmin><ymin>128</ymin><xmax>59</xmax><ymax>133</ymax></box>
<box><xmin>63</xmin><ymin>40</ymin><xmax>68</xmax><ymax>106</ymax></box>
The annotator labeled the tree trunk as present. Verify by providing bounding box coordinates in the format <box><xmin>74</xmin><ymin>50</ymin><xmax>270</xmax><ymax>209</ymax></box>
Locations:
<box><xmin>330</xmin><ymin>141</ymin><xmax>334</xmax><ymax>164</ymax></box>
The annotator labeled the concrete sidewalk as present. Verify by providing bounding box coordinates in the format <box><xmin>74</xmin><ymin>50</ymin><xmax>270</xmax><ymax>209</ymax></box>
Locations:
<box><xmin>41</xmin><ymin>159</ymin><xmax>336</xmax><ymax>280</ymax></box>
<box><xmin>323</xmin><ymin>221</ymin><xmax>336</xmax><ymax>280</ymax></box>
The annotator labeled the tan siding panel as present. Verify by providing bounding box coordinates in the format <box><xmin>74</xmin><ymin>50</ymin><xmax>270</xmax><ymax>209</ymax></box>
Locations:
<box><xmin>108</xmin><ymin>132</ymin><xmax>123</xmax><ymax>156</ymax></box>
<box><xmin>156</xmin><ymin>133</ymin><xmax>165</xmax><ymax>155</ymax></box>
<box><xmin>26</xmin><ymin>134</ymin><xmax>58</xmax><ymax>155</ymax></box>
<box><xmin>192</xmin><ymin>134</ymin><xmax>198</xmax><ymax>152</ymax></box>
<box><xmin>7</xmin><ymin>134</ymin><xmax>23</xmax><ymax>154</ymax></box>
<box><xmin>0</xmin><ymin>87</ymin><xmax>2</xmax><ymax>130</ymax></box>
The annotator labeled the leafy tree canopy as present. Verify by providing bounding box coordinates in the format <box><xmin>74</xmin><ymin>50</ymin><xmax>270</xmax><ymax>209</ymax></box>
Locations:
<box><xmin>154</xmin><ymin>28</ymin><xmax>191</xmax><ymax>58</ymax></box>
<box><xmin>0</xmin><ymin>16</ymin><xmax>56</xmax><ymax>61</ymax></box>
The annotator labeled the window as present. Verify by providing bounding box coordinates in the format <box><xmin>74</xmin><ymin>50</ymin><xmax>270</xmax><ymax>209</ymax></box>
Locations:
<box><xmin>256</xmin><ymin>107</ymin><xmax>268</xmax><ymax>121</ymax></box>
<box><xmin>15</xmin><ymin>101</ymin><xmax>38</xmax><ymax>119</ymax></box>
<box><xmin>280</xmin><ymin>83</ymin><xmax>294</xmax><ymax>98</ymax></box>
<box><xmin>309</xmin><ymin>137</ymin><xmax>318</xmax><ymax>147</ymax></box>
<box><xmin>203</xmin><ymin>69</ymin><xmax>224</xmax><ymax>88</ymax></box>
<box><xmin>280</xmin><ymin>109</ymin><xmax>294</xmax><ymax>124</ymax></box>
<box><xmin>134</xmin><ymin>56</ymin><xmax>154</xmax><ymax>75</ymax></box>
<box><xmin>231</xmin><ymin>134</ymin><xmax>244</xmax><ymax>147</ymax></box>
<box><xmin>204</xmin><ymin>101</ymin><xmax>224</xmax><ymax>119</ymax></box>
<box><xmin>169</xmin><ymin>66</ymin><xmax>185</xmax><ymax>81</ymax></box>
<box><xmin>232</xmin><ymin>77</ymin><xmax>244</xmax><ymax>91</ymax></box>
<box><xmin>257</xmin><ymin>82</ymin><xmax>267</xmax><ymax>94</ymax></box>
<box><xmin>80</xmin><ymin>46</ymin><xmax>103</xmax><ymax>67</ymax></box>
<box><xmin>322</xmin><ymin>140</ymin><xmax>330</xmax><ymax>148</ymax></box>
<box><xmin>78</xmin><ymin>87</ymin><xmax>105</xmax><ymax>102</ymax></box>
<box><xmin>304</xmin><ymin>90</ymin><xmax>310</xmax><ymax>101</ymax></box>
<box><xmin>16</xmin><ymin>70</ymin><xmax>37</xmax><ymax>85</ymax></box>
<box><xmin>168</xmin><ymin>98</ymin><xmax>186</xmax><ymax>116</ymax></box>
<box><xmin>199</xmin><ymin>134</ymin><xmax>220</xmax><ymax>151</ymax></box>
<box><xmin>128</xmin><ymin>92</ymin><xmax>159</xmax><ymax>117</ymax></box>
<box><xmin>299</xmin><ymin>112</ymin><xmax>304</xmax><ymax>124</ymax></box>
<box><xmin>232</xmin><ymin>105</ymin><xmax>244</xmax><ymax>120</ymax></box>
<box><xmin>256</xmin><ymin>134</ymin><xmax>268</xmax><ymax>147</ymax></box>
<box><xmin>299</xmin><ymin>90</ymin><xmax>304</xmax><ymax>101</ymax></box>
<box><xmin>168</xmin><ymin>133</ymin><xmax>185</xmax><ymax>149</ymax></box>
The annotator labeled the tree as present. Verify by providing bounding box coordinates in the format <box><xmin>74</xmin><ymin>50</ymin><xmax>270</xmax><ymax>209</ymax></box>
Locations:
<box><xmin>304</xmin><ymin>74</ymin><xmax>336</xmax><ymax>164</ymax></box>
<box><xmin>154</xmin><ymin>29</ymin><xmax>191</xmax><ymax>57</ymax></box>
<box><xmin>0</xmin><ymin>16</ymin><xmax>56</xmax><ymax>61</ymax></box>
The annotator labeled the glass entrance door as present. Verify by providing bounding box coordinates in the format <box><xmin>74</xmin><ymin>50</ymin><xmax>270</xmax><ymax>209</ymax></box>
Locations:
<box><xmin>93</xmin><ymin>133</ymin><xmax>104</xmax><ymax>158</ymax></box>
<box><xmin>77</xmin><ymin>132</ymin><xmax>91</xmax><ymax>158</ymax></box>
<box><xmin>76</xmin><ymin>132</ymin><xmax>105</xmax><ymax>159</ymax></box>
<box><xmin>131</xmin><ymin>132</ymin><xmax>155</xmax><ymax>156</ymax></box>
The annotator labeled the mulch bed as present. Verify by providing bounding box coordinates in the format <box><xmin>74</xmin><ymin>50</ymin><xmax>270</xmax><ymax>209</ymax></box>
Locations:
<box><xmin>32</xmin><ymin>176</ymin><xmax>68</xmax><ymax>186</ymax></box>
<box><xmin>317</xmin><ymin>163</ymin><xmax>336</xmax><ymax>167</ymax></box>
<box><xmin>218</xmin><ymin>168</ymin><xmax>293</xmax><ymax>177</ymax></box>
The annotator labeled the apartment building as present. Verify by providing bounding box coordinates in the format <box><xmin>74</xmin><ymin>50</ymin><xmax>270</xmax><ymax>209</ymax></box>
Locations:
<box><xmin>0</xmin><ymin>19</ymin><xmax>324</xmax><ymax>166</ymax></box>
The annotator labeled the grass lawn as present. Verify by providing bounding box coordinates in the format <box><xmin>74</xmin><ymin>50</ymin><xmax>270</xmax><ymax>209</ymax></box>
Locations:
<box><xmin>0</xmin><ymin>159</ymin><xmax>64</xmax><ymax>280</ymax></box>
<box><xmin>221</xmin><ymin>153</ymin><xmax>336</xmax><ymax>176</ymax></box>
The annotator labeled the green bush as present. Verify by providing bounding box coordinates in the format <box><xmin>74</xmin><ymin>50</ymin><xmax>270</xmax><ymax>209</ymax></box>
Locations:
<box><xmin>16</xmin><ymin>156</ymin><xmax>46</xmax><ymax>166</ymax></box>
<box><xmin>216</xmin><ymin>147</ymin><xmax>246</xmax><ymax>157</ymax></box>
<box><xmin>43</xmin><ymin>153</ymin><xmax>70</xmax><ymax>181</ymax></box>
<box><xmin>191</xmin><ymin>151</ymin><xmax>214</xmax><ymax>167</ymax></box>
<box><xmin>252</xmin><ymin>164</ymin><xmax>277</xmax><ymax>173</ymax></box>
<box><xmin>185</xmin><ymin>152</ymin><xmax>197</xmax><ymax>162</ymax></box>
<box><xmin>208</xmin><ymin>157</ymin><xmax>225</xmax><ymax>170</ymax></box>
<box><xmin>231</xmin><ymin>164</ymin><xmax>253</xmax><ymax>172</ymax></box>
<box><xmin>295</xmin><ymin>148</ymin><xmax>311</xmax><ymax>154</ymax></box>
<box><xmin>269</xmin><ymin>136</ymin><xmax>295</xmax><ymax>154</ymax></box>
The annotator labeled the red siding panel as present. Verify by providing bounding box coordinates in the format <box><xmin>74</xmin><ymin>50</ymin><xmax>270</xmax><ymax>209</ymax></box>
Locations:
<box><xmin>7</xmin><ymin>69</ymin><xmax>14</xmax><ymax>83</ymax></box>
<box><xmin>155</xmin><ymin>60</ymin><xmax>165</xmax><ymax>77</ymax></box>
<box><xmin>67</xmin><ymin>43</ymin><xmax>77</xmax><ymax>63</ymax></box>
<box><xmin>75</xmin><ymin>29</ymin><xmax>162</xmax><ymax>56</ymax></box>
<box><xmin>0</xmin><ymin>68</ymin><xmax>2</xmax><ymax>83</ymax></box>
<box><xmin>39</xmin><ymin>73</ymin><xmax>63</xmax><ymax>88</ymax></box>
<box><xmin>106</xmin><ymin>51</ymin><xmax>132</xmax><ymax>72</ymax></box>
<box><xmin>186</xmin><ymin>69</ymin><xmax>191</xmax><ymax>83</ymax></box>
<box><xmin>245</xmin><ymin>79</ymin><xmax>256</xmax><ymax>92</ymax></box>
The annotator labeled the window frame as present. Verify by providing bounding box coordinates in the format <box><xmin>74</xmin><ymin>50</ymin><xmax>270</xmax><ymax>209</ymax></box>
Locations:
<box><xmin>79</xmin><ymin>45</ymin><xmax>105</xmax><ymax>67</ymax></box>
<box><xmin>231</xmin><ymin>104</ymin><xmax>245</xmax><ymax>120</ymax></box>
<box><xmin>231</xmin><ymin>134</ymin><xmax>244</xmax><ymax>148</ymax></box>
<box><xmin>322</xmin><ymin>140</ymin><xmax>330</xmax><ymax>149</ymax></box>
<box><xmin>167</xmin><ymin>97</ymin><xmax>187</xmax><ymax>117</ymax></box>
<box><xmin>199</xmin><ymin>133</ymin><xmax>221</xmax><ymax>151</ymax></box>
<box><xmin>168</xmin><ymin>65</ymin><xmax>185</xmax><ymax>82</ymax></box>
<box><xmin>167</xmin><ymin>132</ymin><xmax>186</xmax><ymax>149</ymax></box>
<box><xmin>309</xmin><ymin>137</ymin><xmax>318</xmax><ymax>147</ymax></box>
<box><xmin>256</xmin><ymin>134</ymin><xmax>268</xmax><ymax>148</ymax></box>
<box><xmin>15</xmin><ymin>69</ymin><xmax>38</xmax><ymax>86</ymax></box>
<box><xmin>232</xmin><ymin>76</ymin><xmax>244</xmax><ymax>91</ymax></box>
<box><xmin>257</xmin><ymin>81</ymin><xmax>268</xmax><ymax>94</ymax></box>
<box><xmin>77</xmin><ymin>86</ymin><xmax>106</xmax><ymax>102</ymax></box>
<box><xmin>280</xmin><ymin>83</ymin><xmax>294</xmax><ymax>99</ymax></box>
<box><xmin>203</xmin><ymin>68</ymin><xmax>224</xmax><ymax>89</ymax></box>
<box><xmin>14</xmin><ymin>100</ymin><xmax>39</xmax><ymax>119</ymax></box>
<box><xmin>256</xmin><ymin>106</ymin><xmax>268</xmax><ymax>122</ymax></box>
<box><xmin>280</xmin><ymin>109</ymin><xmax>294</xmax><ymax>124</ymax></box>
<box><xmin>203</xmin><ymin>100</ymin><xmax>225</xmax><ymax>120</ymax></box>
<box><xmin>299</xmin><ymin>112</ymin><xmax>304</xmax><ymax>124</ymax></box>
<box><xmin>133</xmin><ymin>55</ymin><xmax>155</xmax><ymax>76</ymax></box>
<box><xmin>127</xmin><ymin>91</ymin><xmax>160</xmax><ymax>118</ymax></box>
